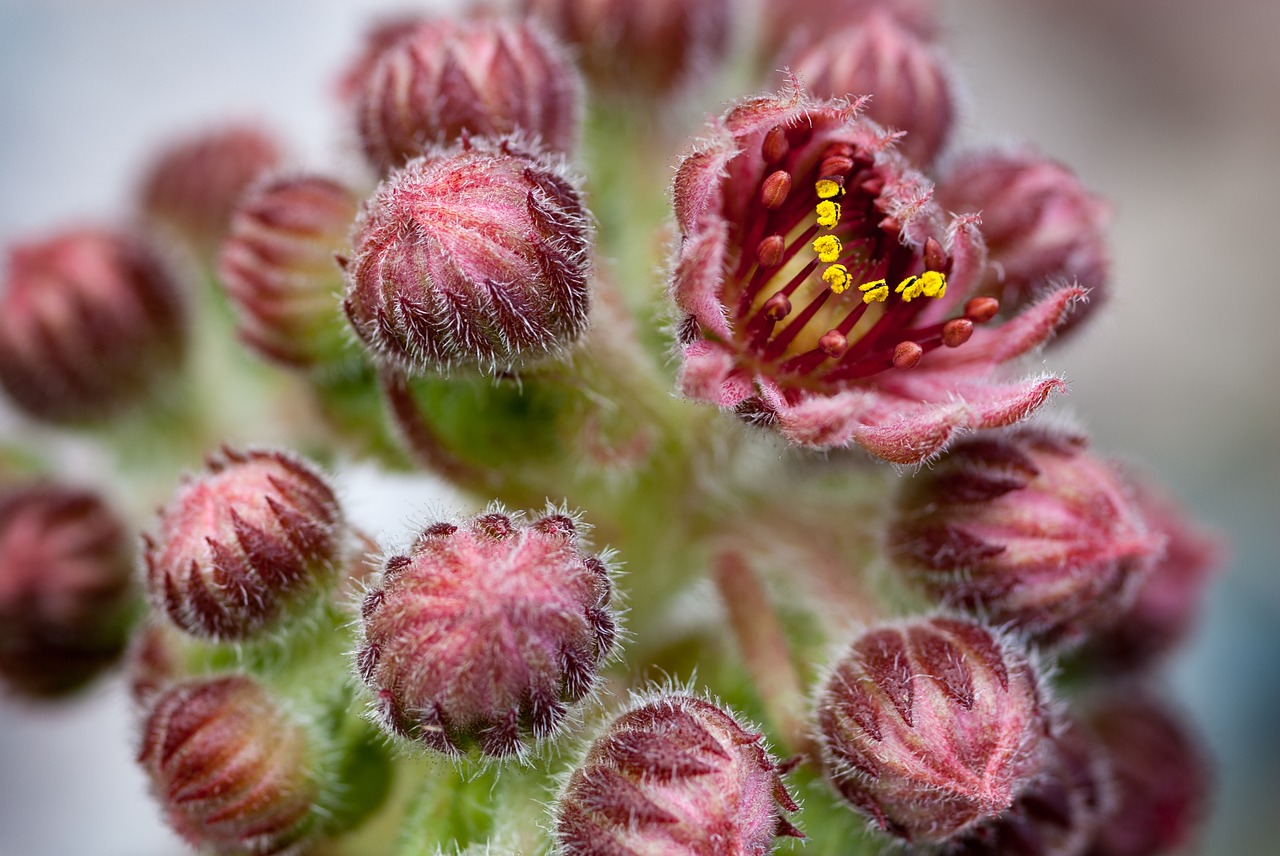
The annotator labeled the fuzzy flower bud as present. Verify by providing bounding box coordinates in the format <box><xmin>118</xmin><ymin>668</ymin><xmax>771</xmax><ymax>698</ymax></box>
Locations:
<box><xmin>782</xmin><ymin>12</ymin><xmax>956</xmax><ymax>166</ymax></box>
<box><xmin>354</xmin><ymin>17</ymin><xmax>581</xmax><ymax>174</ymax></box>
<box><xmin>138</xmin><ymin>124</ymin><xmax>284</xmax><ymax>260</ymax></box>
<box><xmin>356</xmin><ymin>508</ymin><xmax>617</xmax><ymax>758</ymax></box>
<box><xmin>1084</xmin><ymin>693</ymin><xmax>1208</xmax><ymax>856</ymax></box>
<box><xmin>523</xmin><ymin>0</ymin><xmax>731</xmax><ymax>98</ymax></box>
<box><xmin>936</xmin><ymin>148</ymin><xmax>1110</xmax><ymax>337</ymax></box>
<box><xmin>0</xmin><ymin>484</ymin><xmax>135</xmax><ymax>697</ymax></box>
<box><xmin>761</xmin><ymin>0</ymin><xmax>941</xmax><ymax>60</ymax></box>
<box><xmin>554</xmin><ymin>692</ymin><xmax>802</xmax><ymax>854</ymax></box>
<box><xmin>0</xmin><ymin>228</ymin><xmax>186</xmax><ymax>423</ymax></box>
<box><xmin>334</xmin><ymin>14</ymin><xmax>427</xmax><ymax>103</ymax></box>
<box><xmin>219</xmin><ymin>174</ymin><xmax>360</xmax><ymax>369</ymax></box>
<box><xmin>144</xmin><ymin>448</ymin><xmax>346</xmax><ymax>641</ymax></box>
<box><xmin>888</xmin><ymin>428</ymin><xmax>1162</xmax><ymax>648</ymax></box>
<box><xmin>137</xmin><ymin>675</ymin><xmax>318</xmax><ymax>855</ymax></box>
<box><xmin>816</xmin><ymin>616</ymin><xmax>1050</xmax><ymax>843</ymax></box>
<box><xmin>344</xmin><ymin>135</ymin><xmax>592</xmax><ymax>374</ymax></box>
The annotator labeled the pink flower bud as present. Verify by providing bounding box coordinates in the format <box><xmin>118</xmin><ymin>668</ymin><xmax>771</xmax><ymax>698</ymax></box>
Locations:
<box><xmin>782</xmin><ymin>12</ymin><xmax>955</xmax><ymax>166</ymax></box>
<box><xmin>936</xmin><ymin>148</ymin><xmax>1110</xmax><ymax>338</ymax></box>
<box><xmin>219</xmin><ymin>174</ymin><xmax>360</xmax><ymax>369</ymax></box>
<box><xmin>138</xmin><ymin>124</ymin><xmax>284</xmax><ymax>260</ymax></box>
<box><xmin>948</xmin><ymin>719</ymin><xmax>1111</xmax><ymax>856</ymax></box>
<box><xmin>144</xmin><ymin>448</ymin><xmax>346</xmax><ymax>641</ymax></box>
<box><xmin>888</xmin><ymin>428</ymin><xmax>1163</xmax><ymax>648</ymax></box>
<box><xmin>761</xmin><ymin>0</ymin><xmax>941</xmax><ymax>60</ymax></box>
<box><xmin>554</xmin><ymin>692</ymin><xmax>802</xmax><ymax>854</ymax></box>
<box><xmin>334</xmin><ymin>14</ymin><xmax>427</xmax><ymax>103</ymax></box>
<box><xmin>355</xmin><ymin>508</ymin><xmax>618</xmax><ymax>758</ymax></box>
<box><xmin>137</xmin><ymin>675</ymin><xmax>318</xmax><ymax>855</ymax></box>
<box><xmin>0</xmin><ymin>228</ymin><xmax>187</xmax><ymax>423</ymax></box>
<box><xmin>354</xmin><ymin>17</ymin><xmax>581</xmax><ymax>174</ymax></box>
<box><xmin>816</xmin><ymin>617</ymin><xmax>1051</xmax><ymax>843</ymax></box>
<box><xmin>1084</xmin><ymin>693</ymin><xmax>1208</xmax><ymax>856</ymax></box>
<box><xmin>669</xmin><ymin>85</ymin><xmax>1081</xmax><ymax>462</ymax></box>
<box><xmin>0</xmin><ymin>484</ymin><xmax>134</xmax><ymax>697</ymax></box>
<box><xmin>1076</xmin><ymin>478</ymin><xmax>1223</xmax><ymax>673</ymax></box>
<box><xmin>523</xmin><ymin>0</ymin><xmax>731</xmax><ymax>98</ymax></box>
<box><xmin>344</xmin><ymin>135</ymin><xmax>593</xmax><ymax>374</ymax></box>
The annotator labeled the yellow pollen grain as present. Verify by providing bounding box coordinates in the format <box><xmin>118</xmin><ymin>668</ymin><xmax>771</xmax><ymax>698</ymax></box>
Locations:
<box><xmin>813</xmin><ymin>234</ymin><xmax>843</xmax><ymax>263</ymax></box>
<box><xmin>859</xmin><ymin>279</ymin><xmax>889</xmax><ymax>303</ymax></box>
<box><xmin>823</xmin><ymin>264</ymin><xmax>852</xmax><ymax>293</ymax></box>
<box><xmin>816</xmin><ymin>200</ymin><xmax>841</xmax><ymax>228</ymax></box>
<box><xmin>920</xmin><ymin>270</ymin><xmax>947</xmax><ymax>298</ymax></box>
<box><xmin>895</xmin><ymin>275</ymin><xmax>925</xmax><ymax>302</ymax></box>
<box><xmin>815</xmin><ymin>179</ymin><xmax>844</xmax><ymax>200</ymax></box>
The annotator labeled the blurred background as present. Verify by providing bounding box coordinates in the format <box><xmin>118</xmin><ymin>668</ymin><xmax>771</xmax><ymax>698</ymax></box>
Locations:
<box><xmin>0</xmin><ymin>0</ymin><xmax>1277</xmax><ymax>853</ymax></box>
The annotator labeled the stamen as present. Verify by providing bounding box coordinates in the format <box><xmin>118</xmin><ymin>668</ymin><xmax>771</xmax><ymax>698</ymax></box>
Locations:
<box><xmin>823</xmin><ymin>264</ymin><xmax>852</xmax><ymax>293</ymax></box>
<box><xmin>819</xmin><ymin>330</ymin><xmax>849</xmax><ymax>359</ymax></box>
<box><xmin>763</xmin><ymin>293</ymin><xmax>792</xmax><ymax>320</ymax></box>
<box><xmin>816</xmin><ymin>178</ymin><xmax>844</xmax><ymax>200</ymax></box>
<box><xmin>761</xmin><ymin>170</ymin><xmax>793</xmax><ymax>210</ymax></box>
<box><xmin>859</xmin><ymin>279</ymin><xmax>889</xmax><ymax>304</ymax></box>
<box><xmin>816</xmin><ymin>200</ymin><xmax>841</xmax><ymax>228</ymax></box>
<box><xmin>941</xmin><ymin>318</ymin><xmax>974</xmax><ymax>347</ymax></box>
<box><xmin>813</xmin><ymin>234</ymin><xmax>842</xmax><ymax>263</ymax></box>
<box><xmin>896</xmin><ymin>275</ymin><xmax>924</xmax><ymax>301</ymax></box>
<box><xmin>965</xmin><ymin>296</ymin><xmax>1000</xmax><ymax>323</ymax></box>
<box><xmin>892</xmin><ymin>341</ymin><xmax>924</xmax><ymax>369</ymax></box>
<box><xmin>756</xmin><ymin>235</ymin><xmax>785</xmax><ymax>268</ymax></box>
<box><xmin>924</xmin><ymin>237</ymin><xmax>947</xmax><ymax>272</ymax></box>
<box><xmin>919</xmin><ymin>270</ymin><xmax>947</xmax><ymax>298</ymax></box>
<box><xmin>762</xmin><ymin>126</ymin><xmax>790</xmax><ymax>163</ymax></box>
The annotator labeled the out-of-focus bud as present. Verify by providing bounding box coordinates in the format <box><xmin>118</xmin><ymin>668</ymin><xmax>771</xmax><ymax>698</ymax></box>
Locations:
<box><xmin>1084</xmin><ymin>693</ymin><xmax>1208</xmax><ymax>856</ymax></box>
<box><xmin>138</xmin><ymin>124</ymin><xmax>284</xmax><ymax>261</ymax></box>
<box><xmin>334</xmin><ymin>14</ymin><xmax>427</xmax><ymax>103</ymax></box>
<box><xmin>936</xmin><ymin>148</ymin><xmax>1110</xmax><ymax>338</ymax></box>
<box><xmin>354</xmin><ymin>17</ymin><xmax>581</xmax><ymax>174</ymax></box>
<box><xmin>355</xmin><ymin>507</ymin><xmax>618</xmax><ymax>758</ymax></box>
<box><xmin>782</xmin><ymin>12</ymin><xmax>956</xmax><ymax>166</ymax></box>
<box><xmin>343</xmin><ymin>135</ymin><xmax>593</xmax><ymax>374</ymax></box>
<box><xmin>219</xmin><ymin>174</ymin><xmax>359</xmax><ymax>369</ymax></box>
<box><xmin>888</xmin><ymin>428</ymin><xmax>1163</xmax><ymax>648</ymax></box>
<box><xmin>523</xmin><ymin>0</ymin><xmax>731</xmax><ymax>98</ymax></box>
<box><xmin>947</xmin><ymin>719</ymin><xmax>1111</xmax><ymax>856</ymax></box>
<box><xmin>0</xmin><ymin>228</ymin><xmax>187</xmax><ymax>423</ymax></box>
<box><xmin>138</xmin><ymin>674</ymin><xmax>318</xmax><ymax>855</ymax></box>
<box><xmin>0</xmin><ymin>484</ymin><xmax>134</xmax><ymax>697</ymax></box>
<box><xmin>761</xmin><ymin>0</ymin><xmax>941</xmax><ymax>60</ymax></box>
<box><xmin>1076</xmin><ymin>479</ymin><xmax>1224</xmax><ymax>673</ymax></box>
<box><xmin>144</xmin><ymin>448</ymin><xmax>346</xmax><ymax>641</ymax></box>
<box><xmin>816</xmin><ymin>616</ymin><xmax>1051</xmax><ymax>843</ymax></box>
<box><xmin>126</xmin><ymin>620</ymin><xmax>184</xmax><ymax>709</ymax></box>
<box><xmin>554</xmin><ymin>692</ymin><xmax>802</xmax><ymax>854</ymax></box>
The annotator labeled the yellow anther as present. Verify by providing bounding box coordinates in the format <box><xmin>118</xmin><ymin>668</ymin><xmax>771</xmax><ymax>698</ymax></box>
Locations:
<box><xmin>816</xmin><ymin>200</ymin><xmax>841</xmax><ymax>228</ymax></box>
<box><xmin>813</xmin><ymin>234</ymin><xmax>843</xmax><ymax>263</ymax></box>
<box><xmin>823</xmin><ymin>264</ymin><xmax>852</xmax><ymax>293</ymax></box>
<box><xmin>895</xmin><ymin>275</ymin><xmax>924</xmax><ymax>302</ymax></box>
<box><xmin>815</xmin><ymin>179</ymin><xmax>844</xmax><ymax>200</ymax></box>
<box><xmin>858</xmin><ymin>279</ymin><xmax>889</xmax><ymax>304</ymax></box>
<box><xmin>919</xmin><ymin>270</ymin><xmax>947</xmax><ymax>299</ymax></box>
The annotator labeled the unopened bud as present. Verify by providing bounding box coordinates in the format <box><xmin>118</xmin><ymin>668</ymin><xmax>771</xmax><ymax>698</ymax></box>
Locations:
<box><xmin>555</xmin><ymin>692</ymin><xmax>802</xmax><ymax>854</ymax></box>
<box><xmin>889</xmin><ymin>428</ymin><xmax>1162</xmax><ymax>648</ymax></box>
<box><xmin>144</xmin><ymin>448</ymin><xmax>346</xmax><ymax>641</ymax></box>
<box><xmin>137</xmin><ymin>675</ymin><xmax>318</xmax><ymax>855</ymax></box>
<box><xmin>816</xmin><ymin>617</ymin><xmax>1050</xmax><ymax>843</ymax></box>
<box><xmin>0</xmin><ymin>228</ymin><xmax>187</xmax><ymax>423</ymax></box>
<box><xmin>344</xmin><ymin>136</ymin><xmax>593</xmax><ymax>374</ymax></box>
<box><xmin>355</xmin><ymin>17</ymin><xmax>581</xmax><ymax>174</ymax></box>
<box><xmin>137</xmin><ymin>124</ymin><xmax>284</xmax><ymax>261</ymax></box>
<box><xmin>524</xmin><ymin>0</ymin><xmax>731</xmax><ymax>98</ymax></box>
<box><xmin>219</xmin><ymin>174</ymin><xmax>359</xmax><ymax>369</ymax></box>
<box><xmin>0</xmin><ymin>484</ymin><xmax>134</xmax><ymax>697</ymax></box>
<box><xmin>356</xmin><ymin>507</ymin><xmax>618</xmax><ymax>758</ymax></box>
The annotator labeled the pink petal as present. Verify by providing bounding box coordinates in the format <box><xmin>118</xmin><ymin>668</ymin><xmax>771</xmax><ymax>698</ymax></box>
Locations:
<box><xmin>670</xmin><ymin>219</ymin><xmax>733</xmax><ymax>340</ymax></box>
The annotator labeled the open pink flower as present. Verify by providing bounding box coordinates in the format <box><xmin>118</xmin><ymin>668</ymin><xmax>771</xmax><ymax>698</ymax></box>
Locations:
<box><xmin>668</xmin><ymin>85</ymin><xmax>1083</xmax><ymax>463</ymax></box>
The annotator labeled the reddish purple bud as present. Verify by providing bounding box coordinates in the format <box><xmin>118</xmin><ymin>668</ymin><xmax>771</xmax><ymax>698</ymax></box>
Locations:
<box><xmin>816</xmin><ymin>617</ymin><xmax>1051</xmax><ymax>843</ymax></box>
<box><xmin>936</xmin><ymin>148</ymin><xmax>1110</xmax><ymax>339</ymax></box>
<box><xmin>555</xmin><ymin>692</ymin><xmax>802</xmax><ymax>854</ymax></box>
<box><xmin>138</xmin><ymin>675</ymin><xmax>318</xmax><ymax>855</ymax></box>
<box><xmin>219</xmin><ymin>174</ymin><xmax>360</xmax><ymax>369</ymax></box>
<box><xmin>889</xmin><ymin>428</ymin><xmax>1163</xmax><ymax>648</ymax></box>
<box><xmin>1077</xmin><ymin>479</ymin><xmax>1224</xmax><ymax>672</ymax></box>
<box><xmin>144</xmin><ymin>448</ymin><xmax>346</xmax><ymax>641</ymax></box>
<box><xmin>782</xmin><ymin>12</ymin><xmax>956</xmax><ymax>166</ymax></box>
<box><xmin>669</xmin><ymin>86</ymin><xmax>1080</xmax><ymax>462</ymax></box>
<box><xmin>333</xmin><ymin>14</ymin><xmax>428</xmax><ymax>103</ymax></box>
<box><xmin>0</xmin><ymin>484</ymin><xmax>134</xmax><ymax>697</ymax></box>
<box><xmin>761</xmin><ymin>0</ymin><xmax>941</xmax><ymax>59</ymax></box>
<box><xmin>356</xmin><ymin>507</ymin><xmax>618</xmax><ymax>758</ymax></box>
<box><xmin>344</xmin><ymin>135</ymin><xmax>593</xmax><ymax>374</ymax></box>
<box><xmin>0</xmin><ymin>228</ymin><xmax>187</xmax><ymax>423</ymax></box>
<box><xmin>354</xmin><ymin>17</ymin><xmax>581</xmax><ymax>174</ymax></box>
<box><xmin>127</xmin><ymin>620</ymin><xmax>184</xmax><ymax>710</ymax></box>
<box><xmin>523</xmin><ymin>0</ymin><xmax>731</xmax><ymax>98</ymax></box>
<box><xmin>1084</xmin><ymin>693</ymin><xmax>1209</xmax><ymax>856</ymax></box>
<box><xmin>948</xmin><ymin>719</ymin><xmax>1111</xmax><ymax>856</ymax></box>
<box><xmin>138</xmin><ymin>124</ymin><xmax>284</xmax><ymax>261</ymax></box>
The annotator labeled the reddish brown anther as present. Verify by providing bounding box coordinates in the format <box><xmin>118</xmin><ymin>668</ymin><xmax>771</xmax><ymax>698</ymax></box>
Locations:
<box><xmin>820</xmin><ymin>330</ymin><xmax>850</xmax><ymax>359</ymax></box>
<box><xmin>966</xmin><ymin>296</ymin><xmax>1001</xmax><ymax>323</ymax></box>
<box><xmin>761</xmin><ymin>170</ymin><xmax>793</xmax><ymax>209</ymax></box>
<box><xmin>893</xmin><ymin>341</ymin><xmax>924</xmax><ymax>369</ymax></box>
<box><xmin>764</xmin><ymin>293</ymin><xmax>792</xmax><ymax>320</ymax></box>
<box><xmin>942</xmin><ymin>318</ymin><xmax>974</xmax><ymax>347</ymax></box>
<box><xmin>924</xmin><ymin>236</ymin><xmax>947</xmax><ymax>272</ymax></box>
<box><xmin>762</xmin><ymin>125</ymin><xmax>790</xmax><ymax>163</ymax></box>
